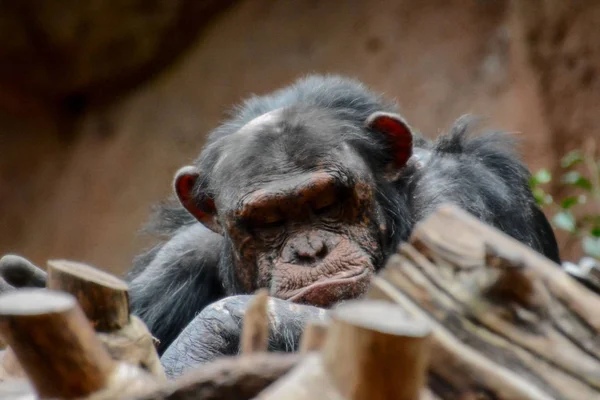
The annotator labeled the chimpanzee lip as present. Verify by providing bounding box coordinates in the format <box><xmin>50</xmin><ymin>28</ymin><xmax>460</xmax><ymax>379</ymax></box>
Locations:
<box><xmin>285</xmin><ymin>268</ymin><xmax>372</xmax><ymax>306</ymax></box>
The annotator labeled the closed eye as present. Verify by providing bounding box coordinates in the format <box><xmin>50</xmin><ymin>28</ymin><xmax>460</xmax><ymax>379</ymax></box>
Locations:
<box><xmin>248</xmin><ymin>214</ymin><xmax>286</xmax><ymax>231</ymax></box>
<box><xmin>312</xmin><ymin>199</ymin><xmax>342</xmax><ymax>216</ymax></box>
<box><xmin>260</xmin><ymin>218</ymin><xmax>286</xmax><ymax>228</ymax></box>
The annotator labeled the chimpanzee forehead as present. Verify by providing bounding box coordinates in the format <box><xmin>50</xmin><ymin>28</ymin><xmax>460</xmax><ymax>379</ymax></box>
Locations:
<box><xmin>209</xmin><ymin>107</ymin><xmax>371</xmax><ymax>206</ymax></box>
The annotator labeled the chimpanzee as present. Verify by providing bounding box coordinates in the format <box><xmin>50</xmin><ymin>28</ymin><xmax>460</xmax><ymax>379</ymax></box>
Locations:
<box><xmin>0</xmin><ymin>75</ymin><xmax>560</xmax><ymax>377</ymax></box>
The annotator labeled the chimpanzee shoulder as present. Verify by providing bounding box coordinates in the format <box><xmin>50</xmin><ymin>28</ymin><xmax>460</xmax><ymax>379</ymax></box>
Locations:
<box><xmin>406</xmin><ymin>115</ymin><xmax>560</xmax><ymax>263</ymax></box>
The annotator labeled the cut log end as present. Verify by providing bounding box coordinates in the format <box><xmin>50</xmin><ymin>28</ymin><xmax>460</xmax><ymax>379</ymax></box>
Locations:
<box><xmin>47</xmin><ymin>259</ymin><xmax>128</xmax><ymax>291</ymax></box>
<box><xmin>47</xmin><ymin>259</ymin><xmax>130</xmax><ymax>332</ymax></box>
<box><xmin>0</xmin><ymin>289</ymin><xmax>116</xmax><ymax>399</ymax></box>
<box><xmin>332</xmin><ymin>299</ymin><xmax>430</xmax><ymax>338</ymax></box>
<box><xmin>0</xmin><ymin>289</ymin><xmax>73</xmax><ymax>316</ymax></box>
<box><xmin>324</xmin><ymin>300</ymin><xmax>432</xmax><ymax>400</ymax></box>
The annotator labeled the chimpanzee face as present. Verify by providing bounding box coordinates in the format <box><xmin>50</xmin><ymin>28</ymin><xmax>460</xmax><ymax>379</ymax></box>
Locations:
<box><xmin>223</xmin><ymin>153</ymin><xmax>385</xmax><ymax>307</ymax></box>
<box><xmin>174</xmin><ymin>107</ymin><xmax>413</xmax><ymax>307</ymax></box>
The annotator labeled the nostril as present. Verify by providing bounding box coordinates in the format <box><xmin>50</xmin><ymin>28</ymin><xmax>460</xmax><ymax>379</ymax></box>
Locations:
<box><xmin>296</xmin><ymin>244</ymin><xmax>328</xmax><ymax>264</ymax></box>
<box><xmin>316</xmin><ymin>245</ymin><xmax>328</xmax><ymax>259</ymax></box>
<box><xmin>297</xmin><ymin>254</ymin><xmax>314</xmax><ymax>264</ymax></box>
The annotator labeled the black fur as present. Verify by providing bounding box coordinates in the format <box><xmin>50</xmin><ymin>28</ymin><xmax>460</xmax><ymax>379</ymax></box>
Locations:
<box><xmin>127</xmin><ymin>75</ymin><xmax>560</xmax><ymax>355</ymax></box>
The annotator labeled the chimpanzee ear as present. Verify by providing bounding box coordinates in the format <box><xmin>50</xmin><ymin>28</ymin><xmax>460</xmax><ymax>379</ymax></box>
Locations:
<box><xmin>173</xmin><ymin>166</ymin><xmax>222</xmax><ymax>235</ymax></box>
<box><xmin>365</xmin><ymin>112</ymin><xmax>414</xmax><ymax>170</ymax></box>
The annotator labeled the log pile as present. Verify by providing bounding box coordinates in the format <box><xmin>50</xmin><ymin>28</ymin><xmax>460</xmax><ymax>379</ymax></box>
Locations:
<box><xmin>0</xmin><ymin>204</ymin><xmax>597</xmax><ymax>399</ymax></box>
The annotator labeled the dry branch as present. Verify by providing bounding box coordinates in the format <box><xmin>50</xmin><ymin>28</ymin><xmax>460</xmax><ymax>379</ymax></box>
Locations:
<box><xmin>0</xmin><ymin>289</ymin><xmax>157</xmax><ymax>399</ymax></box>
<box><xmin>47</xmin><ymin>259</ymin><xmax>130</xmax><ymax>332</ymax></box>
<box><xmin>368</xmin><ymin>204</ymin><xmax>600</xmax><ymax>399</ymax></box>
<box><xmin>258</xmin><ymin>299</ymin><xmax>431</xmax><ymax>400</ymax></box>
<box><xmin>240</xmin><ymin>289</ymin><xmax>270</xmax><ymax>354</ymax></box>
<box><xmin>127</xmin><ymin>353</ymin><xmax>302</xmax><ymax>400</ymax></box>
<box><xmin>298</xmin><ymin>319</ymin><xmax>329</xmax><ymax>353</ymax></box>
<box><xmin>47</xmin><ymin>259</ymin><xmax>164</xmax><ymax>380</ymax></box>
<box><xmin>0</xmin><ymin>289</ymin><xmax>116</xmax><ymax>398</ymax></box>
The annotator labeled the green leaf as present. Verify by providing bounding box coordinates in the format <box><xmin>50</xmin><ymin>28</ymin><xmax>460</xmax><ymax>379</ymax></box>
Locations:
<box><xmin>532</xmin><ymin>169</ymin><xmax>552</xmax><ymax>185</ymax></box>
<box><xmin>583</xmin><ymin>236</ymin><xmax>600</xmax><ymax>259</ymax></box>
<box><xmin>560</xmin><ymin>196</ymin><xmax>579</xmax><ymax>209</ymax></box>
<box><xmin>561</xmin><ymin>171</ymin><xmax>593</xmax><ymax>191</ymax></box>
<box><xmin>561</xmin><ymin>150</ymin><xmax>584</xmax><ymax>169</ymax></box>
<box><xmin>532</xmin><ymin>187</ymin><xmax>553</xmax><ymax>206</ymax></box>
<box><xmin>591</xmin><ymin>226</ymin><xmax>600</xmax><ymax>238</ymax></box>
<box><xmin>576</xmin><ymin>177</ymin><xmax>593</xmax><ymax>191</ymax></box>
<box><xmin>552</xmin><ymin>211</ymin><xmax>576</xmax><ymax>233</ymax></box>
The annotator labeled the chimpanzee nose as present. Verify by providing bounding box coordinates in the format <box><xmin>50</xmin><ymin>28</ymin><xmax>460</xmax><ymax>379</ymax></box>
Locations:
<box><xmin>290</xmin><ymin>233</ymin><xmax>329</xmax><ymax>264</ymax></box>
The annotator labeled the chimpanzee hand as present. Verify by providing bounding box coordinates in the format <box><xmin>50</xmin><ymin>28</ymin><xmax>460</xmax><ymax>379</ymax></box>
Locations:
<box><xmin>159</xmin><ymin>295</ymin><xmax>328</xmax><ymax>378</ymax></box>
<box><xmin>0</xmin><ymin>255</ymin><xmax>47</xmax><ymax>292</ymax></box>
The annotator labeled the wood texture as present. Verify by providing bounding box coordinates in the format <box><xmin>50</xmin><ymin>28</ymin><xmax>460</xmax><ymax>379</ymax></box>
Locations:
<box><xmin>240</xmin><ymin>289</ymin><xmax>269</xmax><ymax>355</ymax></box>
<box><xmin>298</xmin><ymin>319</ymin><xmax>329</xmax><ymax>353</ymax></box>
<box><xmin>258</xmin><ymin>300</ymin><xmax>432</xmax><ymax>400</ymax></box>
<box><xmin>0</xmin><ymin>348</ymin><xmax>24</xmax><ymax>380</ymax></box>
<box><xmin>368</xmin><ymin>204</ymin><xmax>600</xmax><ymax>399</ymax></box>
<box><xmin>46</xmin><ymin>259</ymin><xmax>130</xmax><ymax>332</ymax></box>
<box><xmin>323</xmin><ymin>300</ymin><xmax>431</xmax><ymax>400</ymax></box>
<box><xmin>128</xmin><ymin>353</ymin><xmax>302</xmax><ymax>400</ymax></box>
<box><xmin>0</xmin><ymin>289</ymin><xmax>115</xmax><ymax>398</ymax></box>
<box><xmin>97</xmin><ymin>316</ymin><xmax>165</xmax><ymax>381</ymax></box>
<box><xmin>47</xmin><ymin>259</ymin><xmax>165</xmax><ymax>380</ymax></box>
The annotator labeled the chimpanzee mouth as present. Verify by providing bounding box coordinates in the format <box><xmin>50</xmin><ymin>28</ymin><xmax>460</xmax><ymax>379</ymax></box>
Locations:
<box><xmin>285</xmin><ymin>268</ymin><xmax>373</xmax><ymax>308</ymax></box>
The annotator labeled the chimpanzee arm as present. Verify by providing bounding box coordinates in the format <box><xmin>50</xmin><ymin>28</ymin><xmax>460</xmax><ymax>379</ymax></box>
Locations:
<box><xmin>0</xmin><ymin>255</ymin><xmax>47</xmax><ymax>291</ymax></box>
<box><xmin>127</xmin><ymin>223</ymin><xmax>226</xmax><ymax>354</ymax></box>
<box><xmin>159</xmin><ymin>295</ymin><xmax>327</xmax><ymax>379</ymax></box>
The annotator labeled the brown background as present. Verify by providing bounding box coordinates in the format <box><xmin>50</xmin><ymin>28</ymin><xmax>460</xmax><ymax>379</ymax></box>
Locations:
<box><xmin>0</xmin><ymin>0</ymin><xmax>598</xmax><ymax>275</ymax></box>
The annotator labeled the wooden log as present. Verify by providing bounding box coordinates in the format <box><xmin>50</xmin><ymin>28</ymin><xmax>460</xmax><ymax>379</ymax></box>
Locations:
<box><xmin>46</xmin><ymin>259</ymin><xmax>165</xmax><ymax>380</ymax></box>
<box><xmin>0</xmin><ymin>348</ymin><xmax>24</xmax><ymax>379</ymax></box>
<box><xmin>0</xmin><ymin>289</ymin><xmax>157</xmax><ymax>399</ymax></box>
<box><xmin>0</xmin><ymin>255</ymin><xmax>47</xmax><ymax>353</ymax></box>
<box><xmin>96</xmin><ymin>316</ymin><xmax>165</xmax><ymax>380</ymax></box>
<box><xmin>240</xmin><ymin>289</ymin><xmax>269</xmax><ymax>354</ymax></box>
<box><xmin>367</xmin><ymin>203</ymin><xmax>600</xmax><ymax>399</ymax></box>
<box><xmin>258</xmin><ymin>299</ymin><xmax>432</xmax><ymax>400</ymax></box>
<box><xmin>256</xmin><ymin>354</ymin><xmax>343</xmax><ymax>400</ymax></box>
<box><xmin>0</xmin><ymin>289</ymin><xmax>116</xmax><ymax>398</ymax></box>
<box><xmin>46</xmin><ymin>259</ymin><xmax>129</xmax><ymax>332</ymax></box>
<box><xmin>127</xmin><ymin>352</ymin><xmax>302</xmax><ymax>400</ymax></box>
<box><xmin>0</xmin><ymin>379</ymin><xmax>35</xmax><ymax>400</ymax></box>
<box><xmin>298</xmin><ymin>319</ymin><xmax>329</xmax><ymax>353</ymax></box>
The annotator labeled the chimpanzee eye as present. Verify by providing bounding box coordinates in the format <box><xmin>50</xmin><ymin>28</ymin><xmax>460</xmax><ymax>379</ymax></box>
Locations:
<box><xmin>250</xmin><ymin>214</ymin><xmax>286</xmax><ymax>232</ymax></box>
<box><xmin>312</xmin><ymin>199</ymin><xmax>342</xmax><ymax>217</ymax></box>
<box><xmin>260</xmin><ymin>218</ymin><xmax>286</xmax><ymax>228</ymax></box>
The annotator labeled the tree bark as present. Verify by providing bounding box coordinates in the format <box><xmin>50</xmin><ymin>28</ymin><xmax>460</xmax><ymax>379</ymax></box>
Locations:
<box><xmin>0</xmin><ymin>289</ymin><xmax>116</xmax><ymax>398</ymax></box>
<box><xmin>258</xmin><ymin>300</ymin><xmax>431</xmax><ymax>400</ymax></box>
<box><xmin>368</xmin><ymin>204</ymin><xmax>600</xmax><ymax>399</ymax></box>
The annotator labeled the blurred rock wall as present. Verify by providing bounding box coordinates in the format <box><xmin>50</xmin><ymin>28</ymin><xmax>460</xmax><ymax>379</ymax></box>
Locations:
<box><xmin>0</xmin><ymin>0</ymin><xmax>598</xmax><ymax>274</ymax></box>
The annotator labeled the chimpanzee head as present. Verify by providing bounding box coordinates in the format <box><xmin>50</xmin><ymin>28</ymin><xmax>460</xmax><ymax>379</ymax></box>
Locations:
<box><xmin>173</xmin><ymin>77</ymin><xmax>418</xmax><ymax>307</ymax></box>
